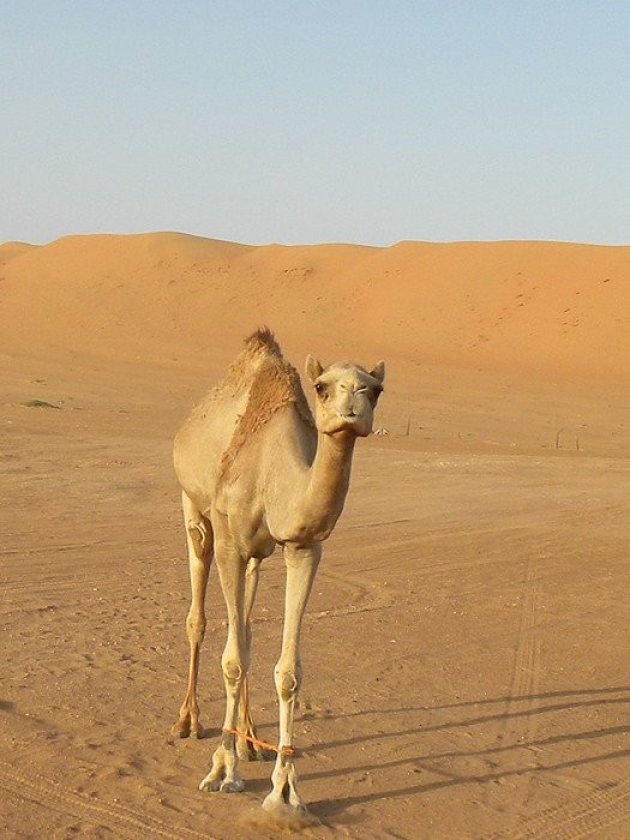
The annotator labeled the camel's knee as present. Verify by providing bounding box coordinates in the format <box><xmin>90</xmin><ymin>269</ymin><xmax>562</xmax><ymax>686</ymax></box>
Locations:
<box><xmin>186</xmin><ymin>611</ymin><xmax>206</xmax><ymax>644</ymax></box>
<box><xmin>222</xmin><ymin>657</ymin><xmax>245</xmax><ymax>690</ymax></box>
<box><xmin>274</xmin><ymin>662</ymin><xmax>302</xmax><ymax>702</ymax></box>
<box><xmin>187</xmin><ymin>519</ymin><xmax>209</xmax><ymax>559</ymax></box>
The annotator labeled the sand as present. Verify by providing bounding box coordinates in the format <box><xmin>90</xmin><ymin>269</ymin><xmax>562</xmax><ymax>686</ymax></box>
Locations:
<box><xmin>1</xmin><ymin>233</ymin><xmax>628</xmax><ymax>839</ymax></box>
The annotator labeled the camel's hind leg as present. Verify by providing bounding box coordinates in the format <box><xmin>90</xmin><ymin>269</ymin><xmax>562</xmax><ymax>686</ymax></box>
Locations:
<box><xmin>172</xmin><ymin>491</ymin><xmax>213</xmax><ymax>739</ymax></box>
<box><xmin>236</xmin><ymin>558</ymin><xmax>274</xmax><ymax>762</ymax></box>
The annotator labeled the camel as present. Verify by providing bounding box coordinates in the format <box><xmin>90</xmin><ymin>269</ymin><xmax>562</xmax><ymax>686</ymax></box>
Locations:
<box><xmin>171</xmin><ymin>328</ymin><xmax>385</xmax><ymax>820</ymax></box>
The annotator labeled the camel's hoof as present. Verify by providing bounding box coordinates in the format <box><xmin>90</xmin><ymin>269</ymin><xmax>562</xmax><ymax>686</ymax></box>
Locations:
<box><xmin>198</xmin><ymin>775</ymin><xmax>244</xmax><ymax>793</ymax></box>
<box><xmin>172</xmin><ymin>716</ymin><xmax>207</xmax><ymax>739</ymax></box>
<box><xmin>262</xmin><ymin>795</ymin><xmax>315</xmax><ymax>827</ymax></box>
<box><xmin>171</xmin><ymin>719</ymin><xmax>191</xmax><ymax>739</ymax></box>
<box><xmin>220</xmin><ymin>778</ymin><xmax>245</xmax><ymax>793</ymax></box>
<box><xmin>190</xmin><ymin>724</ymin><xmax>207</xmax><ymax>739</ymax></box>
<box><xmin>199</xmin><ymin>776</ymin><xmax>220</xmax><ymax>792</ymax></box>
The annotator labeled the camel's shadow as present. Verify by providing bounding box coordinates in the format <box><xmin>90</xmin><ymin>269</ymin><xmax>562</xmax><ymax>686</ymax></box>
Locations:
<box><xmin>303</xmin><ymin>685</ymin><xmax>630</xmax><ymax>821</ymax></box>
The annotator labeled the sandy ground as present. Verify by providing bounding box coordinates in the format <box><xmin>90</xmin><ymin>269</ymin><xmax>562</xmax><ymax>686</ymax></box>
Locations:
<box><xmin>1</xmin><ymin>234</ymin><xmax>629</xmax><ymax>839</ymax></box>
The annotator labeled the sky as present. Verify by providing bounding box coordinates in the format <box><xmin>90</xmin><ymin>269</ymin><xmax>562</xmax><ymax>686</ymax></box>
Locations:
<box><xmin>2</xmin><ymin>1</ymin><xmax>630</xmax><ymax>247</ymax></box>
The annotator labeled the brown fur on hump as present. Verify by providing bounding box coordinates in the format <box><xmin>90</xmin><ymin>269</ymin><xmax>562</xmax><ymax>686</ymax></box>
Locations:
<box><xmin>216</xmin><ymin>327</ymin><xmax>284</xmax><ymax>399</ymax></box>
<box><xmin>244</xmin><ymin>326</ymin><xmax>283</xmax><ymax>357</ymax></box>
<box><xmin>219</xmin><ymin>329</ymin><xmax>315</xmax><ymax>483</ymax></box>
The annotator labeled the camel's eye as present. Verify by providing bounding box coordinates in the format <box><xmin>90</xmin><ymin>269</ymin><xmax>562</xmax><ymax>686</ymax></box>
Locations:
<box><xmin>314</xmin><ymin>381</ymin><xmax>329</xmax><ymax>400</ymax></box>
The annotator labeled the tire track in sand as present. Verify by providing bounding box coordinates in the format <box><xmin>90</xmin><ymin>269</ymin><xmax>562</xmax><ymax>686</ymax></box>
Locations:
<box><xmin>0</xmin><ymin>759</ymin><xmax>212</xmax><ymax>840</ymax></box>
<box><xmin>486</xmin><ymin>554</ymin><xmax>542</xmax><ymax>812</ymax></box>
<box><xmin>508</xmin><ymin>554</ymin><xmax>542</xmax><ymax>740</ymax></box>
<box><xmin>486</xmin><ymin>558</ymin><xmax>630</xmax><ymax>839</ymax></box>
<box><xmin>500</xmin><ymin>779</ymin><xmax>630</xmax><ymax>839</ymax></box>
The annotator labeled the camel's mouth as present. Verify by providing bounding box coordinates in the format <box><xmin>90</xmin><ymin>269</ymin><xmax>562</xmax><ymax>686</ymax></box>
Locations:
<box><xmin>332</xmin><ymin>414</ymin><xmax>371</xmax><ymax>437</ymax></box>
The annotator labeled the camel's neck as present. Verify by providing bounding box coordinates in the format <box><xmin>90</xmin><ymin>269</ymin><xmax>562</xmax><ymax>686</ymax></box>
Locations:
<box><xmin>291</xmin><ymin>430</ymin><xmax>356</xmax><ymax>543</ymax></box>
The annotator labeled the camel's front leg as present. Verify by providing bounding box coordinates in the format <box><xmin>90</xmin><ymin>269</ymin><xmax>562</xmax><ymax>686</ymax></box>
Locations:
<box><xmin>263</xmin><ymin>543</ymin><xmax>321</xmax><ymax>820</ymax></box>
<box><xmin>199</xmin><ymin>535</ymin><xmax>247</xmax><ymax>794</ymax></box>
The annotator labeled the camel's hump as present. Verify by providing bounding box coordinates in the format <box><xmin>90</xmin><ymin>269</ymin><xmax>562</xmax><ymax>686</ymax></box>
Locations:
<box><xmin>218</xmin><ymin>331</ymin><xmax>315</xmax><ymax>483</ymax></box>
<box><xmin>244</xmin><ymin>327</ymin><xmax>283</xmax><ymax>358</ymax></box>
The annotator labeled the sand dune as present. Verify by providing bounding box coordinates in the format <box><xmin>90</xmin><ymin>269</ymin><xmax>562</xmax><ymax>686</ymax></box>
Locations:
<box><xmin>0</xmin><ymin>241</ymin><xmax>39</xmax><ymax>268</ymax></box>
<box><xmin>349</xmin><ymin>240</ymin><xmax>629</xmax><ymax>380</ymax></box>
<box><xmin>1</xmin><ymin>232</ymin><xmax>628</xmax><ymax>838</ymax></box>
<box><xmin>1</xmin><ymin>233</ymin><xmax>627</xmax><ymax>382</ymax></box>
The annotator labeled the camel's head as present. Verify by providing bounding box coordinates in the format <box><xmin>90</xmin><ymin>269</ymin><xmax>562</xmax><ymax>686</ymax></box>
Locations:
<box><xmin>305</xmin><ymin>355</ymin><xmax>385</xmax><ymax>438</ymax></box>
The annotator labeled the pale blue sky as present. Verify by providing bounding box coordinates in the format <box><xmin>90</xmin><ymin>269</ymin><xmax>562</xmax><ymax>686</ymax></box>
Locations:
<box><xmin>3</xmin><ymin>1</ymin><xmax>629</xmax><ymax>246</ymax></box>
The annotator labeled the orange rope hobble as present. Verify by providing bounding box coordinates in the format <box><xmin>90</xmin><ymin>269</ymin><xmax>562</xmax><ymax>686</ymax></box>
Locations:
<box><xmin>222</xmin><ymin>728</ymin><xmax>295</xmax><ymax>756</ymax></box>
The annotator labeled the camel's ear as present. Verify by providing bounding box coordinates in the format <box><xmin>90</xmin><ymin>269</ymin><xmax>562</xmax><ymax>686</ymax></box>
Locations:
<box><xmin>305</xmin><ymin>355</ymin><xmax>324</xmax><ymax>383</ymax></box>
<box><xmin>370</xmin><ymin>361</ymin><xmax>385</xmax><ymax>384</ymax></box>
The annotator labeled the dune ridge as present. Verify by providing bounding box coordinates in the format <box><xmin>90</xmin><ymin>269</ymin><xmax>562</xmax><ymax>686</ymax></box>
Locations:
<box><xmin>0</xmin><ymin>240</ymin><xmax>39</xmax><ymax>267</ymax></box>
<box><xmin>0</xmin><ymin>232</ymin><xmax>627</xmax><ymax>384</ymax></box>
<box><xmin>1</xmin><ymin>232</ymin><xmax>627</xmax><ymax>382</ymax></box>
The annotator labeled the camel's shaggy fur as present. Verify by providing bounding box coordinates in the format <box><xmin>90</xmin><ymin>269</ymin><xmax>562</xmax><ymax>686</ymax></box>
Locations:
<box><xmin>217</xmin><ymin>329</ymin><xmax>315</xmax><ymax>483</ymax></box>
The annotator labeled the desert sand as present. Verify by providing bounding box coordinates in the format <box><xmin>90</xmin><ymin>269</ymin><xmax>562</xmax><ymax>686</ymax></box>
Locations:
<box><xmin>0</xmin><ymin>232</ymin><xmax>628</xmax><ymax>839</ymax></box>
